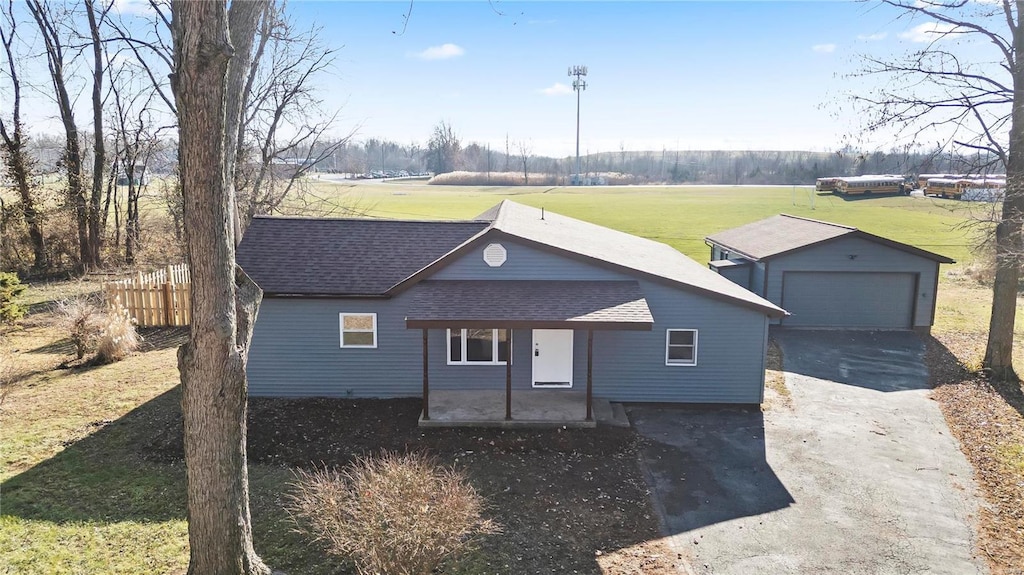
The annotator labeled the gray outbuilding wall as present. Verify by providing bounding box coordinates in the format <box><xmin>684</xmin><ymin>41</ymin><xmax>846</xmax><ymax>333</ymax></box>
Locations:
<box><xmin>763</xmin><ymin>235</ymin><xmax>939</xmax><ymax>329</ymax></box>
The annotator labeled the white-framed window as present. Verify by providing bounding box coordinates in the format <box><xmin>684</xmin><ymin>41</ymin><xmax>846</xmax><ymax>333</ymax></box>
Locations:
<box><xmin>665</xmin><ymin>329</ymin><xmax>698</xmax><ymax>366</ymax></box>
<box><xmin>339</xmin><ymin>313</ymin><xmax>377</xmax><ymax>348</ymax></box>
<box><xmin>447</xmin><ymin>328</ymin><xmax>511</xmax><ymax>365</ymax></box>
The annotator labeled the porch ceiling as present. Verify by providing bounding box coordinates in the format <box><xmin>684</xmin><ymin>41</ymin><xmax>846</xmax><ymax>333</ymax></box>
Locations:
<box><xmin>405</xmin><ymin>280</ymin><xmax>653</xmax><ymax>330</ymax></box>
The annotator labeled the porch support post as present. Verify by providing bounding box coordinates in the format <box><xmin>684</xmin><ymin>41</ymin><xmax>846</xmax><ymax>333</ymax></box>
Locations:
<box><xmin>586</xmin><ymin>329</ymin><xmax>593</xmax><ymax>422</ymax></box>
<box><xmin>505</xmin><ymin>328</ymin><xmax>512</xmax><ymax>420</ymax></box>
<box><xmin>422</xmin><ymin>329</ymin><xmax>430</xmax><ymax>420</ymax></box>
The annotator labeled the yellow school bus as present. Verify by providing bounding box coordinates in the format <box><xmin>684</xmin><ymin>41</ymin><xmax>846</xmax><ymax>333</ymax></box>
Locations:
<box><xmin>917</xmin><ymin>173</ymin><xmax>959</xmax><ymax>190</ymax></box>
<box><xmin>835</xmin><ymin>175</ymin><xmax>907</xmax><ymax>195</ymax></box>
<box><xmin>926</xmin><ymin>177</ymin><xmax>1005</xmax><ymax>200</ymax></box>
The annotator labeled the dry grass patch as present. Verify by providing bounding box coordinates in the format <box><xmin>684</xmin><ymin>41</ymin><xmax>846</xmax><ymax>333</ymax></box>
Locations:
<box><xmin>763</xmin><ymin>337</ymin><xmax>790</xmax><ymax>409</ymax></box>
<box><xmin>927</xmin><ymin>332</ymin><xmax>1024</xmax><ymax>575</ymax></box>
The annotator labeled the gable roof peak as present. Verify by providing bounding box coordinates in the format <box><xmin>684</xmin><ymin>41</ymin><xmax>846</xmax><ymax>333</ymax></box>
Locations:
<box><xmin>778</xmin><ymin>213</ymin><xmax>856</xmax><ymax>231</ymax></box>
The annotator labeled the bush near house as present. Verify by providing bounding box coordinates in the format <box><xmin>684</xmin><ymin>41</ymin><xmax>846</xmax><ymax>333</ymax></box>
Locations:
<box><xmin>287</xmin><ymin>452</ymin><xmax>499</xmax><ymax>575</ymax></box>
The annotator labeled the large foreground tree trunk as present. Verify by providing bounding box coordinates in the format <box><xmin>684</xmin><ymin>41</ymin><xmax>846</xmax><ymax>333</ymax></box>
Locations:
<box><xmin>171</xmin><ymin>1</ymin><xmax>269</xmax><ymax>573</ymax></box>
<box><xmin>984</xmin><ymin>3</ymin><xmax>1024</xmax><ymax>381</ymax></box>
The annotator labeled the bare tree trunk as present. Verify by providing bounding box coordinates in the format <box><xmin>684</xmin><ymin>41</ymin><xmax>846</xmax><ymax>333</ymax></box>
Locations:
<box><xmin>0</xmin><ymin>2</ymin><xmax>47</xmax><ymax>272</ymax></box>
<box><xmin>983</xmin><ymin>3</ymin><xmax>1024</xmax><ymax>381</ymax></box>
<box><xmin>27</xmin><ymin>0</ymin><xmax>90</xmax><ymax>270</ymax></box>
<box><xmin>85</xmin><ymin>0</ymin><xmax>105</xmax><ymax>266</ymax></box>
<box><xmin>171</xmin><ymin>1</ymin><xmax>270</xmax><ymax>573</ymax></box>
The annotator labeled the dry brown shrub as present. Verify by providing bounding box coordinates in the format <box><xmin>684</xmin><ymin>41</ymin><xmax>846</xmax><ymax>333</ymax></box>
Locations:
<box><xmin>94</xmin><ymin>306</ymin><xmax>140</xmax><ymax>363</ymax></box>
<box><xmin>428</xmin><ymin>171</ymin><xmax>562</xmax><ymax>186</ymax></box>
<box><xmin>286</xmin><ymin>452</ymin><xmax>499</xmax><ymax>575</ymax></box>
<box><xmin>55</xmin><ymin>297</ymin><xmax>104</xmax><ymax>359</ymax></box>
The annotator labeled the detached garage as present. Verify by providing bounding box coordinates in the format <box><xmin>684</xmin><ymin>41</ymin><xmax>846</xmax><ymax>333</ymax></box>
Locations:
<box><xmin>706</xmin><ymin>214</ymin><xmax>954</xmax><ymax>332</ymax></box>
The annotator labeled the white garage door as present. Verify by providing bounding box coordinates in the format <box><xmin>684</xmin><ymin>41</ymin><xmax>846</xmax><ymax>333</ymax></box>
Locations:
<box><xmin>781</xmin><ymin>272</ymin><xmax>916</xmax><ymax>329</ymax></box>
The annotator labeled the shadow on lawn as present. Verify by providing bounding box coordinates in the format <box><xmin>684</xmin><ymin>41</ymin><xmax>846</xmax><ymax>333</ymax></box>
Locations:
<box><xmin>0</xmin><ymin>386</ymin><xmax>187</xmax><ymax>524</ymax></box>
<box><xmin>2</xmin><ymin>389</ymin><xmax>675</xmax><ymax>574</ymax></box>
<box><xmin>630</xmin><ymin>406</ymin><xmax>794</xmax><ymax>535</ymax></box>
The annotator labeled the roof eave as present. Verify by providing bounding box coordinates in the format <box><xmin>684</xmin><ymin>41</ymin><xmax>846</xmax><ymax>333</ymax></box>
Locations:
<box><xmin>406</xmin><ymin>318</ymin><xmax>654</xmax><ymax>331</ymax></box>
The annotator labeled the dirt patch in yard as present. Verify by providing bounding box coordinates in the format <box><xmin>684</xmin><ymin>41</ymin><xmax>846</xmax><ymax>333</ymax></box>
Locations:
<box><xmin>141</xmin><ymin>397</ymin><xmax>683</xmax><ymax>574</ymax></box>
<box><xmin>927</xmin><ymin>333</ymin><xmax>1024</xmax><ymax>575</ymax></box>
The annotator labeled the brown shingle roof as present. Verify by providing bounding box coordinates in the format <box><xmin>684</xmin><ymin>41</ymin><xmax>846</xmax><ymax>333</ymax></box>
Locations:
<box><xmin>237</xmin><ymin>217</ymin><xmax>488</xmax><ymax>295</ymax></box>
<box><xmin>706</xmin><ymin>214</ymin><xmax>854</xmax><ymax>261</ymax></box>
<box><xmin>706</xmin><ymin>214</ymin><xmax>954</xmax><ymax>263</ymax></box>
<box><xmin>236</xmin><ymin>201</ymin><xmax>790</xmax><ymax>317</ymax></box>
<box><xmin>406</xmin><ymin>280</ymin><xmax>653</xmax><ymax>330</ymax></box>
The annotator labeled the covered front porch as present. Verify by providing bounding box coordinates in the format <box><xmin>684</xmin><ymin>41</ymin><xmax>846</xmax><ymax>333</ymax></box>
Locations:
<box><xmin>406</xmin><ymin>279</ymin><xmax>654</xmax><ymax>427</ymax></box>
<box><xmin>418</xmin><ymin>389</ymin><xmax>629</xmax><ymax>428</ymax></box>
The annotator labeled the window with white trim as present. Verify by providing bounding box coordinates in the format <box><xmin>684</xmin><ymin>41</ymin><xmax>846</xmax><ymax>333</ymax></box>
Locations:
<box><xmin>447</xmin><ymin>328</ymin><xmax>510</xmax><ymax>365</ymax></box>
<box><xmin>665</xmin><ymin>329</ymin><xmax>697</xmax><ymax>366</ymax></box>
<box><xmin>339</xmin><ymin>313</ymin><xmax>377</xmax><ymax>348</ymax></box>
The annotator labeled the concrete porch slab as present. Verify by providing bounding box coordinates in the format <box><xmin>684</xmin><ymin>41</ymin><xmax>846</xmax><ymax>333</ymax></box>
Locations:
<box><xmin>419</xmin><ymin>389</ymin><xmax>629</xmax><ymax>428</ymax></box>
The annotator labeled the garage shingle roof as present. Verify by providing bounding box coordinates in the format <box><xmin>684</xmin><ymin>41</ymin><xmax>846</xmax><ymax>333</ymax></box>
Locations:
<box><xmin>237</xmin><ymin>217</ymin><xmax>488</xmax><ymax>295</ymax></box>
<box><xmin>706</xmin><ymin>214</ymin><xmax>954</xmax><ymax>263</ymax></box>
<box><xmin>406</xmin><ymin>280</ymin><xmax>653</xmax><ymax>330</ymax></box>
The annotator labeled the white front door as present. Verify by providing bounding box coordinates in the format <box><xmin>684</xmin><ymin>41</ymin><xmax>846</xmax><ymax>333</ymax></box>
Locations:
<box><xmin>532</xmin><ymin>329</ymin><xmax>573</xmax><ymax>388</ymax></box>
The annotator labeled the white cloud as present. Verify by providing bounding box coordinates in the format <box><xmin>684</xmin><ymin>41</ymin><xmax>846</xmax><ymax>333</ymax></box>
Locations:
<box><xmin>411</xmin><ymin>43</ymin><xmax>465</xmax><ymax>61</ymax></box>
<box><xmin>812</xmin><ymin>43</ymin><xmax>836</xmax><ymax>53</ymax></box>
<box><xmin>857</xmin><ymin>32</ymin><xmax>888</xmax><ymax>41</ymax></box>
<box><xmin>899</xmin><ymin>22</ymin><xmax>959</xmax><ymax>43</ymax></box>
<box><xmin>112</xmin><ymin>0</ymin><xmax>157</xmax><ymax>16</ymax></box>
<box><xmin>539</xmin><ymin>83</ymin><xmax>573</xmax><ymax>96</ymax></box>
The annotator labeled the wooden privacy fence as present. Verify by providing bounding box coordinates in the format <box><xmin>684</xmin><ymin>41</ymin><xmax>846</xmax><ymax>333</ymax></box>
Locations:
<box><xmin>103</xmin><ymin>264</ymin><xmax>192</xmax><ymax>327</ymax></box>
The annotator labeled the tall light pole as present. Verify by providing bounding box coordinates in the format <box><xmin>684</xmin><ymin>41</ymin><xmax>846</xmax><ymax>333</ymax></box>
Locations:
<box><xmin>569</xmin><ymin>65</ymin><xmax>587</xmax><ymax>185</ymax></box>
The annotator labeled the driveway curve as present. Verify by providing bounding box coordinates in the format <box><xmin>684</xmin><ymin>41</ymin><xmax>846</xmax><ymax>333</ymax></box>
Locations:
<box><xmin>631</xmin><ymin>329</ymin><xmax>984</xmax><ymax>575</ymax></box>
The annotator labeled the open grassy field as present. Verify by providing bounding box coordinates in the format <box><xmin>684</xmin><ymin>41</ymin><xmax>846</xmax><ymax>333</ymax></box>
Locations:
<box><xmin>3</xmin><ymin>182</ymin><xmax>1022</xmax><ymax>574</ymax></box>
<box><xmin>307</xmin><ymin>180</ymin><xmax>980</xmax><ymax>263</ymax></box>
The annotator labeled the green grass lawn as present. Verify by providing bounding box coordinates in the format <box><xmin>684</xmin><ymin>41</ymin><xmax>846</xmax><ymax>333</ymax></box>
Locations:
<box><xmin>2</xmin><ymin>183</ymin><xmax>1020</xmax><ymax>574</ymax></box>
<box><xmin>306</xmin><ymin>181</ymin><xmax>979</xmax><ymax>263</ymax></box>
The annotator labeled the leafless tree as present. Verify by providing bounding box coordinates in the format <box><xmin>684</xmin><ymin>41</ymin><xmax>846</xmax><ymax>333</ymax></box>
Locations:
<box><xmin>84</xmin><ymin>0</ymin><xmax>110</xmax><ymax>267</ymax></box>
<box><xmin>26</xmin><ymin>0</ymin><xmax>92</xmax><ymax>269</ymax></box>
<box><xmin>170</xmin><ymin>0</ymin><xmax>271</xmax><ymax>573</ymax></box>
<box><xmin>0</xmin><ymin>0</ymin><xmax>47</xmax><ymax>272</ymax></box>
<box><xmin>233</xmin><ymin>1</ymin><xmax>349</xmax><ymax>232</ymax></box>
<box><xmin>853</xmin><ymin>0</ymin><xmax>1021</xmax><ymax>378</ymax></box>
<box><xmin>108</xmin><ymin>54</ymin><xmax>162</xmax><ymax>265</ymax></box>
<box><xmin>517</xmin><ymin>139</ymin><xmax>531</xmax><ymax>184</ymax></box>
<box><xmin>426</xmin><ymin>120</ymin><xmax>461</xmax><ymax>174</ymax></box>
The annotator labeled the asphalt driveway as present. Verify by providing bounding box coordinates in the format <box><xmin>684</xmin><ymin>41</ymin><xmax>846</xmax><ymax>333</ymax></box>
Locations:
<box><xmin>630</xmin><ymin>329</ymin><xmax>984</xmax><ymax>575</ymax></box>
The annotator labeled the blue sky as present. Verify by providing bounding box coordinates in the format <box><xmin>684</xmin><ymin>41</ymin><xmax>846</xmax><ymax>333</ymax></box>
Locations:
<box><xmin>3</xmin><ymin>1</ymin><xmax>1003</xmax><ymax>156</ymax></box>
<box><xmin>279</xmin><ymin>0</ymin><xmax>953</xmax><ymax>156</ymax></box>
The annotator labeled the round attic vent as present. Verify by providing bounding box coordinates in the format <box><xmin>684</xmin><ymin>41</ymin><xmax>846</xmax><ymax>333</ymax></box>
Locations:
<box><xmin>483</xmin><ymin>243</ymin><xmax>507</xmax><ymax>267</ymax></box>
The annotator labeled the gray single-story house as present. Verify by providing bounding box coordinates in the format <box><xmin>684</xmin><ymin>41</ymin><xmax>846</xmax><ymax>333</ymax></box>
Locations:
<box><xmin>705</xmin><ymin>214</ymin><xmax>954</xmax><ymax>332</ymax></box>
<box><xmin>237</xmin><ymin>200</ymin><xmax>786</xmax><ymax>422</ymax></box>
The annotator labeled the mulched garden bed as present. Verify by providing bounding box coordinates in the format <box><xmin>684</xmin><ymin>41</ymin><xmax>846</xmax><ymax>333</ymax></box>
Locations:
<box><xmin>926</xmin><ymin>333</ymin><xmax>1024</xmax><ymax>575</ymax></box>
<box><xmin>140</xmin><ymin>395</ymin><xmax>683</xmax><ymax>574</ymax></box>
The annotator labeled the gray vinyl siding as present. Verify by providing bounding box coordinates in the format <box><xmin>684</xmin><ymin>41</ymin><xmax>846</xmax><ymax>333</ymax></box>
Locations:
<box><xmin>248</xmin><ymin>237</ymin><xmax>769</xmax><ymax>403</ymax></box>
<box><xmin>249</xmin><ymin>295</ymin><xmax>425</xmax><ymax>397</ymax></box>
<box><xmin>750</xmin><ymin>261</ymin><xmax>767</xmax><ymax>297</ymax></box>
<box><xmin>712</xmin><ymin>262</ymin><xmax>752</xmax><ymax>290</ymax></box>
<box><xmin>764</xmin><ymin>236</ymin><xmax>939</xmax><ymax>328</ymax></box>
<box><xmin>431</xmin><ymin>238</ymin><xmax>625</xmax><ymax>281</ymax></box>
